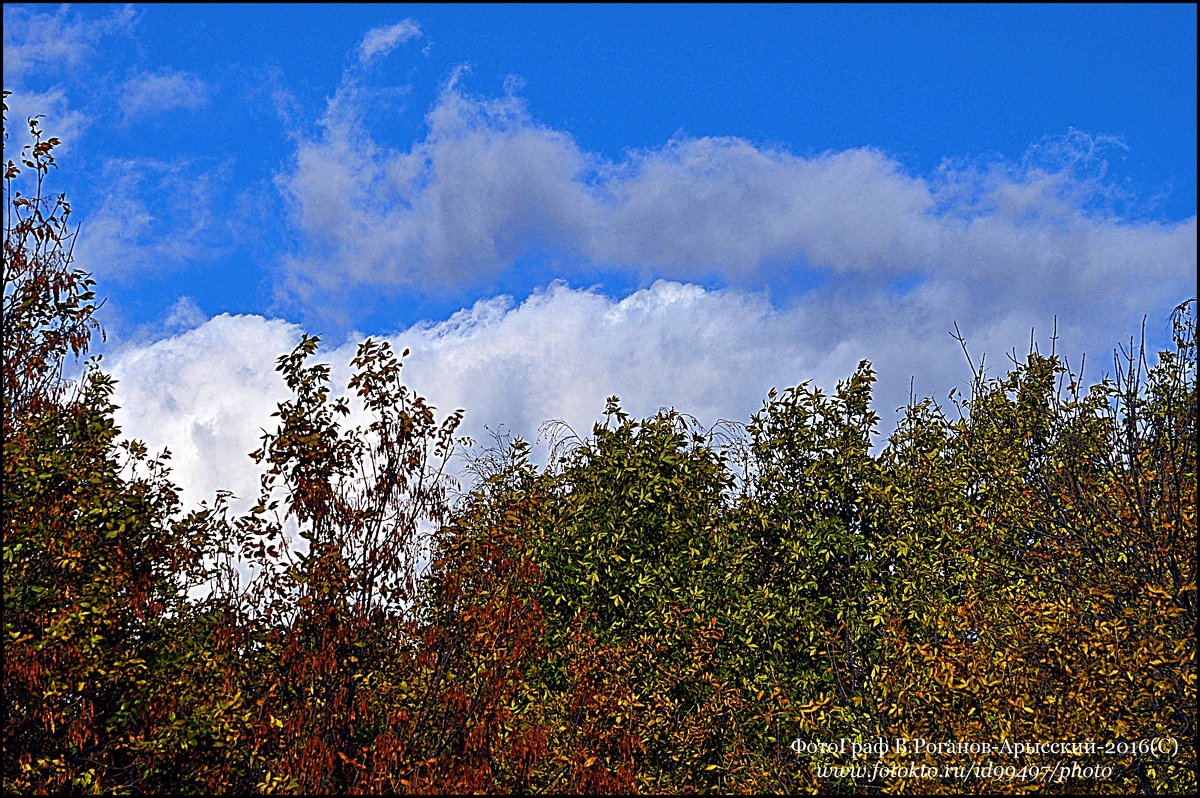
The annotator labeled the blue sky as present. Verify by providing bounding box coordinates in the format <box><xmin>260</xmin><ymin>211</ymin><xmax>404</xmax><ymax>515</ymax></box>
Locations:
<box><xmin>4</xmin><ymin>3</ymin><xmax>1196</xmax><ymax>507</ymax></box>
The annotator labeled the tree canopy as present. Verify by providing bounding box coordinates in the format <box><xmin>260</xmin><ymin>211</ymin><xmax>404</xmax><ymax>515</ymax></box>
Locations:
<box><xmin>3</xmin><ymin>98</ymin><xmax>1195</xmax><ymax>794</ymax></box>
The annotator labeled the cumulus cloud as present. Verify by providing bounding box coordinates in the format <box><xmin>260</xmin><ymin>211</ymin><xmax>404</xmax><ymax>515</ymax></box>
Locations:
<box><xmin>276</xmin><ymin>76</ymin><xmax>1195</xmax><ymax>339</ymax></box>
<box><xmin>102</xmin><ymin>283</ymin><xmax>831</xmax><ymax>510</ymax></box>
<box><xmin>278</xmin><ymin>77</ymin><xmax>938</xmax><ymax>298</ymax></box>
<box><xmin>106</xmin><ymin>278</ymin><xmax>1181</xmax><ymax>518</ymax></box>
<box><xmin>357</xmin><ymin>20</ymin><xmax>421</xmax><ymax>65</ymax></box>
<box><xmin>277</xmin><ymin>74</ymin><xmax>590</xmax><ymax>300</ymax></box>
<box><xmin>108</xmin><ymin>314</ymin><xmax>304</xmax><ymax>511</ymax></box>
<box><xmin>118</xmin><ymin>68</ymin><xmax>209</xmax><ymax>123</ymax></box>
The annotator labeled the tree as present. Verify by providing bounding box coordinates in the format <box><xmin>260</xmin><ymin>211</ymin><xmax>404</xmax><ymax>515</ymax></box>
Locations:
<box><xmin>4</xmin><ymin>93</ymin><xmax>1193</xmax><ymax>794</ymax></box>
<box><xmin>2</xmin><ymin>91</ymin><xmax>231</xmax><ymax>794</ymax></box>
<box><xmin>220</xmin><ymin>334</ymin><xmax>466</xmax><ymax>793</ymax></box>
<box><xmin>876</xmin><ymin>307</ymin><xmax>1196</xmax><ymax>793</ymax></box>
<box><xmin>2</xmin><ymin>92</ymin><xmax>98</xmax><ymax>432</ymax></box>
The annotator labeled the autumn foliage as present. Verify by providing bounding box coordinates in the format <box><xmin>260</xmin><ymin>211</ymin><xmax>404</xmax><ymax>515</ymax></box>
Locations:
<box><xmin>3</xmin><ymin>101</ymin><xmax>1196</xmax><ymax>794</ymax></box>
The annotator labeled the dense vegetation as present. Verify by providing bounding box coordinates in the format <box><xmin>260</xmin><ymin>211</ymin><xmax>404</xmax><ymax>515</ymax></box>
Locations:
<box><xmin>3</xmin><ymin>100</ymin><xmax>1195</xmax><ymax>794</ymax></box>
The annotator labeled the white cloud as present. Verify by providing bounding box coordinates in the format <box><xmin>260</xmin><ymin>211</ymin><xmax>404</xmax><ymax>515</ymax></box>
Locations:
<box><xmin>2</xmin><ymin>4</ymin><xmax>136</xmax><ymax>85</ymax></box>
<box><xmin>73</xmin><ymin>156</ymin><xmax>228</xmax><ymax>280</ymax></box>
<box><xmin>102</xmin><ymin>283</ymin><xmax>829</xmax><ymax>511</ymax></box>
<box><xmin>118</xmin><ymin>69</ymin><xmax>209</xmax><ymax>124</ymax></box>
<box><xmin>357</xmin><ymin>20</ymin><xmax>422</xmax><ymax>65</ymax></box>
<box><xmin>2</xmin><ymin>86</ymin><xmax>91</xmax><ymax>154</ymax></box>
<box><xmin>591</xmin><ymin>137</ymin><xmax>940</xmax><ymax>277</ymax></box>
<box><xmin>277</xmin><ymin>75</ymin><xmax>591</xmax><ymax>299</ymax></box>
<box><xmin>2</xmin><ymin>5</ymin><xmax>135</xmax><ymax>157</ymax></box>
<box><xmin>276</xmin><ymin>78</ymin><xmax>1195</xmax><ymax>340</ymax></box>
<box><xmin>106</xmin><ymin>278</ymin><xmax>1182</xmax><ymax>519</ymax></box>
<box><xmin>164</xmin><ymin>296</ymin><xmax>207</xmax><ymax>332</ymax></box>
<box><xmin>108</xmin><ymin>314</ymin><xmax>304</xmax><ymax>511</ymax></box>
